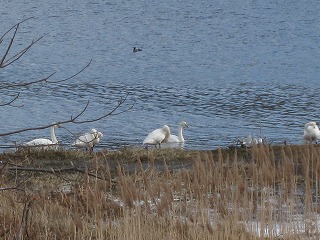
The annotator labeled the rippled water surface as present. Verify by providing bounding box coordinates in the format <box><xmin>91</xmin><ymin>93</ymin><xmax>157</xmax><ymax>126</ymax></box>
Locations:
<box><xmin>1</xmin><ymin>0</ymin><xmax>320</xmax><ymax>150</ymax></box>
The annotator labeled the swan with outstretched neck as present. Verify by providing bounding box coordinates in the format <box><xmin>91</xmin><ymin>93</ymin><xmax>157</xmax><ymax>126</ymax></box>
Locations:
<box><xmin>24</xmin><ymin>124</ymin><xmax>60</xmax><ymax>147</ymax></box>
<box><xmin>165</xmin><ymin>121</ymin><xmax>188</xmax><ymax>143</ymax></box>
<box><xmin>304</xmin><ymin>121</ymin><xmax>320</xmax><ymax>143</ymax></box>
<box><xmin>143</xmin><ymin>125</ymin><xmax>171</xmax><ymax>147</ymax></box>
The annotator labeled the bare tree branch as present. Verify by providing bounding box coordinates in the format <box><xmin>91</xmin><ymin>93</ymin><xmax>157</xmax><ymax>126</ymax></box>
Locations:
<box><xmin>0</xmin><ymin>23</ymin><xmax>19</xmax><ymax>67</ymax></box>
<box><xmin>0</xmin><ymin>93</ymin><xmax>134</xmax><ymax>137</ymax></box>
<box><xmin>0</xmin><ymin>60</ymin><xmax>92</xmax><ymax>108</ymax></box>
<box><xmin>0</xmin><ymin>187</ymin><xmax>25</xmax><ymax>191</ymax></box>
<box><xmin>0</xmin><ymin>17</ymin><xmax>34</xmax><ymax>42</ymax></box>
<box><xmin>0</xmin><ymin>93</ymin><xmax>21</xmax><ymax>107</ymax></box>
<box><xmin>1</xmin><ymin>37</ymin><xmax>43</xmax><ymax>68</ymax></box>
<box><xmin>16</xmin><ymin>196</ymin><xmax>33</xmax><ymax>240</ymax></box>
<box><xmin>0</xmin><ymin>19</ymin><xmax>134</xmax><ymax>138</ymax></box>
<box><xmin>48</xmin><ymin>59</ymin><xmax>92</xmax><ymax>84</ymax></box>
<box><xmin>0</xmin><ymin>17</ymin><xmax>41</xmax><ymax>68</ymax></box>
<box><xmin>0</xmin><ymin>60</ymin><xmax>92</xmax><ymax>90</ymax></box>
<box><xmin>72</xmin><ymin>94</ymin><xmax>136</xmax><ymax>124</ymax></box>
<box><xmin>4</xmin><ymin>165</ymin><xmax>118</xmax><ymax>183</ymax></box>
<box><xmin>0</xmin><ymin>101</ymin><xmax>90</xmax><ymax>137</ymax></box>
<box><xmin>0</xmin><ymin>73</ymin><xmax>55</xmax><ymax>90</ymax></box>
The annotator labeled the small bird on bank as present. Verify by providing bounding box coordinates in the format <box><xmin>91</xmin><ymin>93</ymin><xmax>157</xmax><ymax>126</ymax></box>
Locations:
<box><xmin>143</xmin><ymin>125</ymin><xmax>171</xmax><ymax>148</ymax></box>
<box><xmin>303</xmin><ymin>121</ymin><xmax>320</xmax><ymax>144</ymax></box>
<box><xmin>133</xmin><ymin>47</ymin><xmax>142</xmax><ymax>53</ymax></box>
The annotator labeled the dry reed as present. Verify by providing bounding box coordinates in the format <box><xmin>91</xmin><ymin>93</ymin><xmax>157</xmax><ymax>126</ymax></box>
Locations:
<box><xmin>0</xmin><ymin>145</ymin><xmax>320</xmax><ymax>239</ymax></box>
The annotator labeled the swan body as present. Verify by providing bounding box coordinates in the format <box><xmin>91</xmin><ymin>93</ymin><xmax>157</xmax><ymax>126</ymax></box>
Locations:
<box><xmin>24</xmin><ymin>124</ymin><xmax>59</xmax><ymax>148</ymax></box>
<box><xmin>303</xmin><ymin>122</ymin><xmax>320</xmax><ymax>143</ymax></box>
<box><xmin>166</xmin><ymin>121</ymin><xmax>188</xmax><ymax>143</ymax></box>
<box><xmin>239</xmin><ymin>135</ymin><xmax>264</xmax><ymax>147</ymax></box>
<box><xmin>73</xmin><ymin>128</ymin><xmax>103</xmax><ymax>152</ymax></box>
<box><xmin>143</xmin><ymin>125</ymin><xmax>171</xmax><ymax>147</ymax></box>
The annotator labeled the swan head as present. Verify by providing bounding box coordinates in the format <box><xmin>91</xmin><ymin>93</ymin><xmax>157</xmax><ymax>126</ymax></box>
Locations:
<box><xmin>96</xmin><ymin>131</ymin><xmax>103</xmax><ymax>139</ymax></box>
<box><xmin>51</xmin><ymin>122</ymin><xmax>60</xmax><ymax>128</ymax></box>
<box><xmin>91</xmin><ymin>129</ymin><xmax>103</xmax><ymax>139</ymax></box>
<box><xmin>179</xmin><ymin>121</ymin><xmax>188</xmax><ymax>128</ymax></box>
<box><xmin>91</xmin><ymin>128</ymin><xmax>97</xmax><ymax>133</ymax></box>
<box><xmin>305</xmin><ymin>122</ymin><xmax>319</xmax><ymax>130</ymax></box>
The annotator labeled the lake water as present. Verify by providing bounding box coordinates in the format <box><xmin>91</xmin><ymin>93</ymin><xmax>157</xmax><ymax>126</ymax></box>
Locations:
<box><xmin>1</xmin><ymin>0</ymin><xmax>320</xmax><ymax>150</ymax></box>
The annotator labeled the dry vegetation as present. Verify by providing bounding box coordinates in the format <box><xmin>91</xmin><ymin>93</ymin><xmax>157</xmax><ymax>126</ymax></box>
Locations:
<box><xmin>1</xmin><ymin>144</ymin><xmax>320</xmax><ymax>239</ymax></box>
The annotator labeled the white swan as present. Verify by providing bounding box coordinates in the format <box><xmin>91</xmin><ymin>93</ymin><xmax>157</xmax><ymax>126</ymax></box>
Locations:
<box><xmin>239</xmin><ymin>135</ymin><xmax>264</xmax><ymax>147</ymax></box>
<box><xmin>303</xmin><ymin>121</ymin><xmax>320</xmax><ymax>143</ymax></box>
<box><xmin>143</xmin><ymin>125</ymin><xmax>171</xmax><ymax>147</ymax></box>
<box><xmin>24</xmin><ymin>124</ymin><xmax>60</xmax><ymax>148</ymax></box>
<box><xmin>165</xmin><ymin>121</ymin><xmax>188</xmax><ymax>143</ymax></box>
<box><xmin>72</xmin><ymin>128</ymin><xmax>103</xmax><ymax>152</ymax></box>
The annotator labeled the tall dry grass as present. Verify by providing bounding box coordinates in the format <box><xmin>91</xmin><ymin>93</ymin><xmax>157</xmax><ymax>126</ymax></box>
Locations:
<box><xmin>0</xmin><ymin>145</ymin><xmax>320</xmax><ymax>239</ymax></box>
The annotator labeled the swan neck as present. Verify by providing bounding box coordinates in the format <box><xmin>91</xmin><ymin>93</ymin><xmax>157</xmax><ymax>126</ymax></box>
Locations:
<box><xmin>178</xmin><ymin>125</ymin><xmax>184</xmax><ymax>142</ymax></box>
<box><xmin>163</xmin><ymin>126</ymin><xmax>171</xmax><ymax>142</ymax></box>
<box><xmin>316</xmin><ymin>126</ymin><xmax>320</xmax><ymax>139</ymax></box>
<box><xmin>51</xmin><ymin>126</ymin><xmax>58</xmax><ymax>144</ymax></box>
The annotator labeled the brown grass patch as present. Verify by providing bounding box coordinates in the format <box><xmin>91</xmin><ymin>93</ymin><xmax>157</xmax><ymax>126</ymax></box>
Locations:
<box><xmin>1</xmin><ymin>144</ymin><xmax>320</xmax><ymax>239</ymax></box>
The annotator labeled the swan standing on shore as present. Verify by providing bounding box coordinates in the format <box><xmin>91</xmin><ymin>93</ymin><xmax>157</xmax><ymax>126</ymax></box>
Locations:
<box><xmin>143</xmin><ymin>125</ymin><xmax>171</xmax><ymax>147</ymax></box>
<box><xmin>24</xmin><ymin>124</ymin><xmax>60</xmax><ymax>148</ymax></box>
<box><xmin>166</xmin><ymin>121</ymin><xmax>188</xmax><ymax>143</ymax></box>
<box><xmin>303</xmin><ymin>121</ymin><xmax>320</xmax><ymax>143</ymax></box>
<box><xmin>72</xmin><ymin>128</ymin><xmax>103</xmax><ymax>152</ymax></box>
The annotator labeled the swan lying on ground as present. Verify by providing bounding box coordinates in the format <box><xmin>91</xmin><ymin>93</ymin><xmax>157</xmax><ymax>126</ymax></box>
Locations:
<box><xmin>165</xmin><ymin>121</ymin><xmax>188</xmax><ymax>143</ymax></box>
<box><xmin>24</xmin><ymin>124</ymin><xmax>60</xmax><ymax>149</ymax></box>
<box><xmin>143</xmin><ymin>125</ymin><xmax>171</xmax><ymax>148</ymax></box>
<box><xmin>72</xmin><ymin>128</ymin><xmax>103</xmax><ymax>152</ymax></box>
<box><xmin>303</xmin><ymin>121</ymin><xmax>320</xmax><ymax>143</ymax></box>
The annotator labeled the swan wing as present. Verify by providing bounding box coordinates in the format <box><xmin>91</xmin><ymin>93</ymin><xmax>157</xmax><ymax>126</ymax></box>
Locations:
<box><xmin>304</xmin><ymin>123</ymin><xmax>317</xmax><ymax>141</ymax></box>
<box><xmin>143</xmin><ymin>128</ymin><xmax>166</xmax><ymax>145</ymax></box>
<box><xmin>73</xmin><ymin>133</ymin><xmax>95</xmax><ymax>147</ymax></box>
<box><xmin>303</xmin><ymin>129</ymin><xmax>312</xmax><ymax>140</ymax></box>
<box><xmin>73</xmin><ymin>139</ymin><xmax>89</xmax><ymax>148</ymax></box>
<box><xmin>73</xmin><ymin>131</ymin><xmax>103</xmax><ymax>148</ymax></box>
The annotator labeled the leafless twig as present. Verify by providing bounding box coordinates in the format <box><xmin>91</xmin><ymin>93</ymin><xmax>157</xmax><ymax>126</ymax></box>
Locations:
<box><xmin>0</xmin><ymin>101</ymin><xmax>89</xmax><ymax>137</ymax></box>
<box><xmin>0</xmin><ymin>93</ymin><xmax>21</xmax><ymax>106</ymax></box>
<box><xmin>5</xmin><ymin>165</ymin><xmax>118</xmax><ymax>183</ymax></box>
<box><xmin>72</xmin><ymin>94</ymin><xmax>135</xmax><ymax>124</ymax></box>
<box><xmin>0</xmin><ymin>59</ymin><xmax>92</xmax><ymax>90</ymax></box>
<box><xmin>0</xmin><ymin>18</ymin><xmax>134</xmax><ymax>136</ymax></box>
<box><xmin>0</xmin><ymin>17</ymin><xmax>41</xmax><ymax>68</ymax></box>
<box><xmin>16</xmin><ymin>196</ymin><xmax>34</xmax><ymax>240</ymax></box>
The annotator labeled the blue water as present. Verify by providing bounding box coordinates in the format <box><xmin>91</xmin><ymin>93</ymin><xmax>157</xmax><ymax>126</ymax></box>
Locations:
<box><xmin>0</xmin><ymin>0</ymin><xmax>320</xmax><ymax>150</ymax></box>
